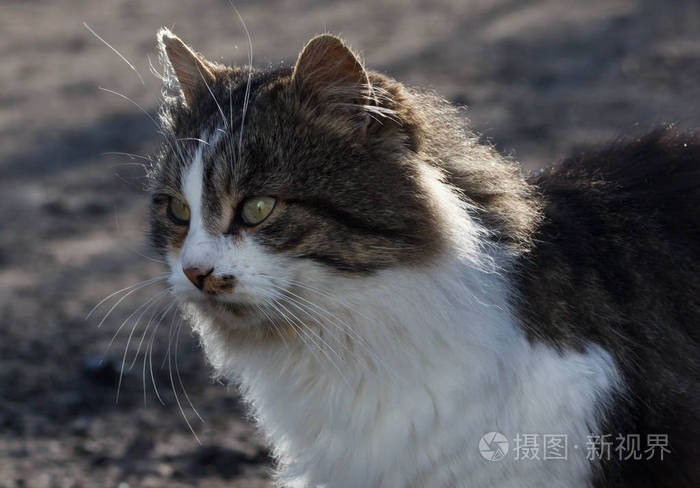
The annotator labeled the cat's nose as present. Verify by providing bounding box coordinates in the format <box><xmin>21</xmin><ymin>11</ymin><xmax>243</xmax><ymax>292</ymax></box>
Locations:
<box><xmin>183</xmin><ymin>267</ymin><xmax>213</xmax><ymax>290</ymax></box>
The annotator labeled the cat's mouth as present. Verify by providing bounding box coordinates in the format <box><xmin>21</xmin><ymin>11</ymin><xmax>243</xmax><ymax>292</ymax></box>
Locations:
<box><xmin>174</xmin><ymin>283</ymin><xmax>260</xmax><ymax>316</ymax></box>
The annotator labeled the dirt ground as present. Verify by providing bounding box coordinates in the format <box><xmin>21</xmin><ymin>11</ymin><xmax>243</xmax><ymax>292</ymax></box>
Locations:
<box><xmin>0</xmin><ymin>1</ymin><xmax>698</xmax><ymax>487</ymax></box>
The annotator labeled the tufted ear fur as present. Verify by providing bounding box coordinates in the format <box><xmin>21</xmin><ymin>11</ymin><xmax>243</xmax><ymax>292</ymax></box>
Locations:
<box><xmin>292</xmin><ymin>34</ymin><xmax>374</xmax><ymax>113</ymax></box>
<box><xmin>158</xmin><ymin>28</ymin><xmax>216</xmax><ymax>106</ymax></box>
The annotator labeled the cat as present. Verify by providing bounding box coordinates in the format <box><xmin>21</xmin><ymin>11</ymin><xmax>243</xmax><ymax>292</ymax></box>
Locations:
<box><xmin>146</xmin><ymin>29</ymin><xmax>700</xmax><ymax>488</ymax></box>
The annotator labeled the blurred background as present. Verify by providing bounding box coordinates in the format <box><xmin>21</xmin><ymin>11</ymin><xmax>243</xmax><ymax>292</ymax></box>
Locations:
<box><xmin>1</xmin><ymin>0</ymin><xmax>698</xmax><ymax>487</ymax></box>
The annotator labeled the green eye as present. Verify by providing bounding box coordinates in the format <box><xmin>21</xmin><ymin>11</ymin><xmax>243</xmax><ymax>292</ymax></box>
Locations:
<box><xmin>240</xmin><ymin>196</ymin><xmax>276</xmax><ymax>226</ymax></box>
<box><xmin>167</xmin><ymin>197</ymin><xmax>190</xmax><ymax>225</ymax></box>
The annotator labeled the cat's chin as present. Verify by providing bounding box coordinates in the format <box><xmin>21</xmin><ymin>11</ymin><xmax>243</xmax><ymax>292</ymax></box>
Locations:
<box><xmin>180</xmin><ymin>294</ymin><xmax>265</xmax><ymax>331</ymax></box>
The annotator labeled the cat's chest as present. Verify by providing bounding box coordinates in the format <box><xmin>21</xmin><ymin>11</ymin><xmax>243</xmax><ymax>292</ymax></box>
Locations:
<box><xmin>235</xmin><ymin>332</ymin><xmax>617</xmax><ymax>488</ymax></box>
<box><xmin>191</xmin><ymin>259</ymin><xmax>619</xmax><ymax>488</ymax></box>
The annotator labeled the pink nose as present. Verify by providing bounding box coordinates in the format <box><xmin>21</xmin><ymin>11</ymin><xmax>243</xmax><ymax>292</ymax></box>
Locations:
<box><xmin>183</xmin><ymin>267</ymin><xmax>213</xmax><ymax>290</ymax></box>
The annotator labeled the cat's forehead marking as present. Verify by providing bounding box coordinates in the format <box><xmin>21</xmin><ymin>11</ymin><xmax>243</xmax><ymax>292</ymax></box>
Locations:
<box><xmin>182</xmin><ymin>144</ymin><xmax>203</xmax><ymax>217</ymax></box>
<box><xmin>182</xmin><ymin>129</ymin><xmax>224</xmax><ymax>236</ymax></box>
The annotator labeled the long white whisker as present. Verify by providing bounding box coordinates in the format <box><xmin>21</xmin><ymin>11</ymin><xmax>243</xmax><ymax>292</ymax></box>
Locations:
<box><xmin>177</xmin><ymin>137</ymin><xmax>209</xmax><ymax>145</ymax></box>
<box><xmin>168</xmin><ymin>316</ymin><xmax>201</xmax><ymax>443</ymax></box>
<box><xmin>266</xmin><ymin>298</ymin><xmax>325</xmax><ymax>367</ymax></box>
<box><xmin>101</xmin><ymin>151</ymin><xmax>154</xmax><ymax>162</ymax></box>
<box><xmin>199</xmin><ymin>65</ymin><xmax>228</xmax><ymax>130</ymax></box>
<box><xmin>140</xmin><ymin>300</ymin><xmax>174</xmax><ymax>407</ymax></box>
<box><xmin>175</xmin><ymin>318</ymin><xmax>205</xmax><ymax>422</ymax></box>
<box><xmin>129</xmin><ymin>292</ymin><xmax>172</xmax><ymax>371</ymax></box>
<box><xmin>228</xmin><ymin>68</ymin><xmax>234</xmax><ymax>176</ymax></box>
<box><xmin>258</xmin><ymin>274</ymin><xmax>376</xmax><ymax>324</ymax></box>
<box><xmin>228</xmin><ymin>0</ymin><xmax>253</xmax><ymax>164</ymax></box>
<box><xmin>108</xmin><ymin>162</ymin><xmax>148</xmax><ymax>171</ymax></box>
<box><xmin>83</xmin><ymin>22</ymin><xmax>145</xmax><ymax>85</ymax></box>
<box><xmin>263</xmin><ymin>278</ymin><xmax>403</xmax><ymax>383</ymax></box>
<box><xmin>269</xmin><ymin>286</ymin><xmax>384</xmax><ymax>372</ymax></box>
<box><xmin>273</xmin><ymin>298</ymin><xmax>351</xmax><ymax>388</ymax></box>
<box><xmin>93</xmin><ymin>277</ymin><xmax>169</xmax><ymax>329</ymax></box>
<box><xmin>256</xmin><ymin>299</ymin><xmax>290</xmax><ymax>352</ymax></box>
<box><xmin>267</xmin><ymin>275</ymin><xmax>377</xmax><ymax>324</ymax></box>
<box><xmin>276</xmin><ymin>294</ymin><xmax>355</xmax><ymax>359</ymax></box>
<box><xmin>86</xmin><ymin>275</ymin><xmax>168</xmax><ymax>320</ymax></box>
<box><xmin>113</xmin><ymin>289</ymin><xmax>172</xmax><ymax>403</ymax></box>
<box><xmin>108</xmin><ymin>288</ymin><xmax>171</xmax><ymax>366</ymax></box>
<box><xmin>99</xmin><ymin>87</ymin><xmax>158</xmax><ymax>126</ymax></box>
<box><xmin>269</xmin><ymin>283</ymin><xmax>374</xmax><ymax>353</ymax></box>
<box><xmin>97</xmin><ymin>86</ymin><xmax>190</xmax><ymax>176</ymax></box>
<box><xmin>275</xmin><ymin>290</ymin><xmax>402</xmax><ymax>385</ymax></box>
<box><xmin>146</xmin><ymin>300</ymin><xmax>177</xmax><ymax>406</ymax></box>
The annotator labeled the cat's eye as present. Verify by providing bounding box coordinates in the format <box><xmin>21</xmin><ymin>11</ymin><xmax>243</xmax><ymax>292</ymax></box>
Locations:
<box><xmin>240</xmin><ymin>196</ymin><xmax>276</xmax><ymax>226</ymax></box>
<box><xmin>167</xmin><ymin>197</ymin><xmax>190</xmax><ymax>225</ymax></box>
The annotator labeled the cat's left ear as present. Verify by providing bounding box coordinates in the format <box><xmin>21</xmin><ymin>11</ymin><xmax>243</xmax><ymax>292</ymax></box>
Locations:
<box><xmin>158</xmin><ymin>28</ymin><xmax>215</xmax><ymax>106</ymax></box>
<box><xmin>292</xmin><ymin>34</ymin><xmax>374</xmax><ymax>122</ymax></box>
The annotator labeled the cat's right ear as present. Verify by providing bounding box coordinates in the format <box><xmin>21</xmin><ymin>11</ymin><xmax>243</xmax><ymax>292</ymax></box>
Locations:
<box><xmin>157</xmin><ymin>28</ymin><xmax>215</xmax><ymax>106</ymax></box>
<box><xmin>292</xmin><ymin>35</ymin><xmax>373</xmax><ymax>109</ymax></box>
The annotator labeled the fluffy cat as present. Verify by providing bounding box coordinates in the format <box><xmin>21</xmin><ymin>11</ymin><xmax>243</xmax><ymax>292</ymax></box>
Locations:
<box><xmin>146</xmin><ymin>29</ymin><xmax>700</xmax><ymax>487</ymax></box>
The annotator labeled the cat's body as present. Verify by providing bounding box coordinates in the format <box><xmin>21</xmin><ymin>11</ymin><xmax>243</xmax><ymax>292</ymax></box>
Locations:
<box><xmin>147</xmin><ymin>31</ymin><xmax>700</xmax><ymax>487</ymax></box>
<box><xmin>517</xmin><ymin>133</ymin><xmax>700</xmax><ymax>486</ymax></box>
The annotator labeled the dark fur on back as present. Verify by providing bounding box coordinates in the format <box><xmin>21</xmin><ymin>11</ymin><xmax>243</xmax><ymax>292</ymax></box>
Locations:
<box><xmin>514</xmin><ymin>130</ymin><xmax>700</xmax><ymax>487</ymax></box>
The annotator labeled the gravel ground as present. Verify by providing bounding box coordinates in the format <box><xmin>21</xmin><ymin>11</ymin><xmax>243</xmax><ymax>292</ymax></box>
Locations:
<box><xmin>1</xmin><ymin>1</ymin><xmax>698</xmax><ymax>487</ymax></box>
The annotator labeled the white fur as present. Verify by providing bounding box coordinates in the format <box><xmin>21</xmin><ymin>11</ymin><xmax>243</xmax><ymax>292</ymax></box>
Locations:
<box><xmin>169</xmin><ymin>149</ymin><xmax>620</xmax><ymax>488</ymax></box>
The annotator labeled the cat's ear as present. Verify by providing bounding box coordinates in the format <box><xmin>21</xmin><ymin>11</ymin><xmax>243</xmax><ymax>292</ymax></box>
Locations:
<box><xmin>158</xmin><ymin>28</ymin><xmax>215</xmax><ymax>106</ymax></box>
<box><xmin>292</xmin><ymin>34</ymin><xmax>373</xmax><ymax>108</ymax></box>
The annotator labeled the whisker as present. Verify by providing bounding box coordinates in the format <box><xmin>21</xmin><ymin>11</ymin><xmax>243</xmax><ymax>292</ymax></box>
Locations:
<box><xmin>146</xmin><ymin>300</ymin><xmax>177</xmax><ymax>406</ymax></box>
<box><xmin>265</xmin><ymin>298</ymin><xmax>325</xmax><ymax>368</ymax></box>
<box><xmin>129</xmin><ymin>291</ymin><xmax>172</xmax><ymax>371</ymax></box>
<box><xmin>198</xmin><ymin>65</ymin><xmax>228</xmax><ymax>130</ymax></box>
<box><xmin>108</xmin><ymin>163</ymin><xmax>148</xmax><ymax>172</ymax></box>
<box><xmin>262</xmin><ymin>279</ymin><xmax>403</xmax><ymax>383</ymax></box>
<box><xmin>175</xmin><ymin>318</ymin><xmax>204</xmax><ymax>422</ymax></box>
<box><xmin>97</xmin><ymin>86</ymin><xmax>190</xmax><ymax>176</ymax></box>
<box><xmin>107</xmin><ymin>288</ymin><xmax>171</xmax><ymax>362</ymax></box>
<box><xmin>87</xmin><ymin>275</ymin><xmax>168</xmax><ymax>322</ymax></box>
<box><xmin>177</xmin><ymin>137</ymin><xmax>210</xmax><ymax>145</ymax></box>
<box><xmin>147</xmin><ymin>53</ymin><xmax>165</xmax><ymax>83</ymax></box>
<box><xmin>255</xmin><ymin>300</ymin><xmax>290</xmax><ymax>352</ymax></box>
<box><xmin>268</xmin><ymin>285</ymin><xmax>384</xmax><ymax>373</ymax></box>
<box><xmin>168</xmin><ymin>316</ymin><xmax>201</xmax><ymax>444</ymax></box>
<box><xmin>83</xmin><ymin>22</ymin><xmax>145</xmax><ymax>85</ymax></box>
<box><xmin>258</xmin><ymin>274</ymin><xmax>376</xmax><ymax>324</ymax></box>
<box><xmin>113</xmin><ymin>289</ymin><xmax>172</xmax><ymax>403</ymax></box>
<box><xmin>99</xmin><ymin>87</ymin><xmax>158</xmax><ymax>127</ymax></box>
<box><xmin>275</xmin><ymin>293</ymin><xmax>354</xmax><ymax>358</ymax></box>
<box><xmin>269</xmin><ymin>283</ymin><xmax>371</xmax><ymax>349</ymax></box>
<box><xmin>228</xmin><ymin>0</ymin><xmax>253</xmax><ymax>165</ymax></box>
<box><xmin>228</xmin><ymin>66</ymin><xmax>234</xmax><ymax>176</ymax></box>
<box><xmin>101</xmin><ymin>151</ymin><xmax>154</xmax><ymax>162</ymax></box>
<box><xmin>272</xmin><ymin>298</ymin><xmax>351</xmax><ymax>388</ymax></box>
<box><xmin>274</xmin><ymin>294</ymin><xmax>375</xmax><ymax>385</ymax></box>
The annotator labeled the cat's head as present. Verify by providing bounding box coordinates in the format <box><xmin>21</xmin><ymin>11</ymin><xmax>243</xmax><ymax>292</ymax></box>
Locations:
<box><xmin>148</xmin><ymin>30</ymin><xmax>471</xmax><ymax>336</ymax></box>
